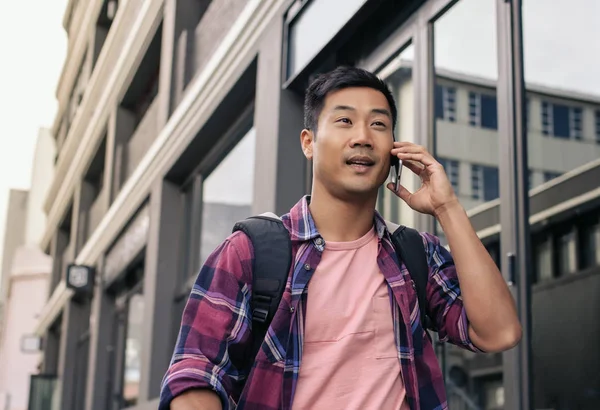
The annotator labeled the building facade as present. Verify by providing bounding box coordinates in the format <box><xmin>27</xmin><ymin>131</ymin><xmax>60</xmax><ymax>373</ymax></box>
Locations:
<box><xmin>0</xmin><ymin>128</ymin><xmax>56</xmax><ymax>410</ymax></box>
<box><xmin>31</xmin><ymin>0</ymin><xmax>599</xmax><ymax>409</ymax></box>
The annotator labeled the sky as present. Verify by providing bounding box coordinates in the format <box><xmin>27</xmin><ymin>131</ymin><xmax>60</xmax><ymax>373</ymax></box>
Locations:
<box><xmin>0</xmin><ymin>1</ymin><xmax>68</xmax><ymax>262</ymax></box>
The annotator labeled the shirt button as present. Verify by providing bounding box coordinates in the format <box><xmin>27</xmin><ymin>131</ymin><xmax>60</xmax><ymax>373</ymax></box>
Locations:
<box><xmin>290</xmin><ymin>306</ymin><xmax>295</xmax><ymax>313</ymax></box>
<box><xmin>315</xmin><ymin>238</ymin><xmax>323</xmax><ymax>246</ymax></box>
<box><xmin>304</xmin><ymin>263</ymin><xmax>311</xmax><ymax>271</ymax></box>
<box><xmin>411</xmin><ymin>281</ymin><xmax>416</xmax><ymax>289</ymax></box>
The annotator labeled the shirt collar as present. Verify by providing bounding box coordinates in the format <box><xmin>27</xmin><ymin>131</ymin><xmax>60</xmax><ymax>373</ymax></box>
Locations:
<box><xmin>284</xmin><ymin>195</ymin><xmax>390</xmax><ymax>243</ymax></box>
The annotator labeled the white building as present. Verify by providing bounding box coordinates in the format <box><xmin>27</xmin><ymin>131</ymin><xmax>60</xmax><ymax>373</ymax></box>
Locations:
<box><xmin>0</xmin><ymin>128</ymin><xmax>56</xmax><ymax>410</ymax></box>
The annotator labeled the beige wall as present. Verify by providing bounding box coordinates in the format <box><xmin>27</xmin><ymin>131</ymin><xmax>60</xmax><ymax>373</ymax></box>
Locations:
<box><xmin>0</xmin><ymin>247</ymin><xmax>51</xmax><ymax>410</ymax></box>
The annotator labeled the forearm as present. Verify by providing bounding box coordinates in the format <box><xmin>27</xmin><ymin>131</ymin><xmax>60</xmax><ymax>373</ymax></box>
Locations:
<box><xmin>171</xmin><ymin>389</ymin><xmax>222</xmax><ymax>410</ymax></box>
<box><xmin>435</xmin><ymin>201</ymin><xmax>521</xmax><ymax>352</ymax></box>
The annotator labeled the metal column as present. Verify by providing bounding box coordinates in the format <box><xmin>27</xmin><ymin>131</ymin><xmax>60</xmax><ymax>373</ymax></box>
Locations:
<box><xmin>496</xmin><ymin>0</ymin><xmax>533</xmax><ymax>408</ymax></box>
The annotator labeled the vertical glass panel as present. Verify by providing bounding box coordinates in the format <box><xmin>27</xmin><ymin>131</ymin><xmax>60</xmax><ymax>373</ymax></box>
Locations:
<box><xmin>122</xmin><ymin>293</ymin><xmax>144</xmax><ymax>407</ymax></box>
<box><xmin>287</xmin><ymin>0</ymin><xmax>368</xmax><ymax>80</ymax></box>
<box><xmin>534</xmin><ymin>237</ymin><xmax>553</xmax><ymax>283</ymax></box>
<box><xmin>523</xmin><ymin>2</ymin><xmax>600</xmax><ymax>408</ymax></box>
<box><xmin>434</xmin><ymin>0</ymin><xmax>499</xmax><ymax>216</ymax></box>
<box><xmin>433</xmin><ymin>1</ymin><xmax>501</xmax><ymax>407</ymax></box>
<box><xmin>524</xmin><ymin>1</ymin><xmax>600</xmax><ymax>192</ymax></box>
<box><xmin>200</xmin><ymin>128</ymin><xmax>256</xmax><ymax>264</ymax></box>
<box><xmin>374</xmin><ymin>44</ymin><xmax>415</xmax><ymax>226</ymax></box>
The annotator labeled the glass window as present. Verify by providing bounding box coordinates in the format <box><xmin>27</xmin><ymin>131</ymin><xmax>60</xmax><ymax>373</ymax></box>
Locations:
<box><xmin>543</xmin><ymin>171</ymin><xmax>561</xmax><ymax>183</ymax></box>
<box><xmin>535</xmin><ymin>237</ymin><xmax>553</xmax><ymax>283</ymax></box>
<box><xmin>432</xmin><ymin>1</ymin><xmax>501</xmax><ymax>401</ymax></box>
<box><xmin>470</xmin><ymin>164</ymin><xmax>498</xmax><ymax>201</ymax></box>
<box><xmin>375</xmin><ymin>44</ymin><xmax>415</xmax><ymax>225</ymax></box>
<box><xmin>434</xmin><ymin>0</ymin><xmax>499</xmax><ymax>213</ymax></box>
<box><xmin>482</xmin><ymin>165</ymin><xmax>499</xmax><ymax>201</ymax></box>
<box><xmin>439</xmin><ymin>158</ymin><xmax>460</xmax><ymax>192</ymax></box>
<box><xmin>471</xmin><ymin>165</ymin><xmax>482</xmax><ymax>200</ymax></box>
<box><xmin>552</xmin><ymin>103</ymin><xmax>570</xmax><ymax>138</ymax></box>
<box><xmin>200</xmin><ymin>128</ymin><xmax>256</xmax><ymax>264</ymax></box>
<box><xmin>524</xmin><ymin>0</ymin><xmax>600</xmax><ymax>192</ymax></box>
<box><xmin>595</xmin><ymin>110</ymin><xmax>600</xmax><ymax>143</ymax></box>
<box><xmin>557</xmin><ymin>230</ymin><xmax>577</xmax><ymax>276</ymax></box>
<box><xmin>122</xmin><ymin>293</ymin><xmax>144</xmax><ymax>407</ymax></box>
<box><xmin>286</xmin><ymin>0</ymin><xmax>368</xmax><ymax>80</ymax></box>
<box><xmin>571</xmin><ymin>107</ymin><xmax>583</xmax><ymax>140</ymax></box>
<box><xmin>468</xmin><ymin>92</ymin><xmax>480</xmax><ymax>126</ymax></box>
<box><xmin>580</xmin><ymin>222</ymin><xmax>600</xmax><ymax>269</ymax></box>
<box><xmin>481</xmin><ymin>94</ymin><xmax>498</xmax><ymax>130</ymax></box>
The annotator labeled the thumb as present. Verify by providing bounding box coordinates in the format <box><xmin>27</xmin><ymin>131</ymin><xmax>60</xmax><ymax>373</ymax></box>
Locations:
<box><xmin>387</xmin><ymin>182</ymin><xmax>412</xmax><ymax>203</ymax></box>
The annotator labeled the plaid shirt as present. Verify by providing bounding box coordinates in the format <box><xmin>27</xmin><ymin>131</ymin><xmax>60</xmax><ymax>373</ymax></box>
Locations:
<box><xmin>160</xmin><ymin>196</ymin><xmax>482</xmax><ymax>410</ymax></box>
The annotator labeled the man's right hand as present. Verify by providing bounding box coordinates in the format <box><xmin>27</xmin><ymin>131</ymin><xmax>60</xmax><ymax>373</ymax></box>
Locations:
<box><xmin>170</xmin><ymin>389</ymin><xmax>222</xmax><ymax>410</ymax></box>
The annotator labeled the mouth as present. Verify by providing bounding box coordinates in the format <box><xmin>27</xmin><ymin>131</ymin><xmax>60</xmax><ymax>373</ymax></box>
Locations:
<box><xmin>346</xmin><ymin>155</ymin><xmax>376</xmax><ymax>173</ymax></box>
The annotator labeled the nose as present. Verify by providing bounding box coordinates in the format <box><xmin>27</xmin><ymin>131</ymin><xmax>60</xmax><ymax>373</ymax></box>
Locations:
<box><xmin>348</xmin><ymin>125</ymin><xmax>373</xmax><ymax>149</ymax></box>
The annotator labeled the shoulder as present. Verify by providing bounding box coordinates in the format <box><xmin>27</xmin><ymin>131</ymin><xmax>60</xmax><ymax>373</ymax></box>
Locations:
<box><xmin>223</xmin><ymin>230</ymin><xmax>254</xmax><ymax>261</ymax></box>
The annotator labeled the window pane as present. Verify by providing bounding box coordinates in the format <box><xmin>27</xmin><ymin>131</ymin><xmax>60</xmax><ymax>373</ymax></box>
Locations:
<box><xmin>200</xmin><ymin>128</ymin><xmax>255</xmax><ymax>264</ymax></box>
<box><xmin>524</xmin><ymin>1</ymin><xmax>600</xmax><ymax>192</ymax></box>
<box><xmin>552</xmin><ymin>104</ymin><xmax>570</xmax><ymax>138</ymax></box>
<box><xmin>434</xmin><ymin>0</ymin><xmax>499</xmax><ymax>213</ymax></box>
<box><xmin>524</xmin><ymin>3</ymin><xmax>600</xmax><ymax>406</ymax></box>
<box><xmin>374</xmin><ymin>44</ymin><xmax>415</xmax><ymax>225</ymax></box>
<box><xmin>535</xmin><ymin>238</ymin><xmax>553</xmax><ymax>283</ymax></box>
<box><xmin>480</xmin><ymin>94</ymin><xmax>498</xmax><ymax>130</ymax></box>
<box><xmin>557</xmin><ymin>231</ymin><xmax>577</xmax><ymax>276</ymax></box>
<box><xmin>123</xmin><ymin>293</ymin><xmax>144</xmax><ymax>406</ymax></box>
<box><xmin>287</xmin><ymin>0</ymin><xmax>368</xmax><ymax>80</ymax></box>
<box><xmin>433</xmin><ymin>1</ymin><xmax>501</xmax><ymax>404</ymax></box>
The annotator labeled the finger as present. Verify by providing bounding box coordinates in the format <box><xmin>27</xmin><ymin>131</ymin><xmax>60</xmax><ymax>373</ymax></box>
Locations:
<box><xmin>395</xmin><ymin>152</ymin><xmax>436</xmax><ymax>167</ymax></box>
<box><xmin>402</xmin><ymin>160</ymin><xmax>424</xmax><ymax>176</ymax></box>
<box><xmin>387</xmin><ymin>182</ymin><xmax>412</xmax><ymax>203</ymax></box>
<box><xmin>392</xmin><ymin>141</ymin><xmax>419</xmax><ymax>148</ymax></box>
<box><xmin>391</xmin><ymin>143</ymin><xmax>425</xmax><ymax>153</ymax></box>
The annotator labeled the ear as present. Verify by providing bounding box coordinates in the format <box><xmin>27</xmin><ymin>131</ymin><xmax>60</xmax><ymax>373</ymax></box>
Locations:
<box><xmin>300</xmin><ymin>129</ymin><xmax>314</xmax><ymax>160</ymax></box>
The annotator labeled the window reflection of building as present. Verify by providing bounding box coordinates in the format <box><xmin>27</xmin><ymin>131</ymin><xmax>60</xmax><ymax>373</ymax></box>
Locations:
<box><xmin>122</xmin><ymin>293</ymin><xmax>144</xmax><ymax>406</ymax></box>
<box><xmin>200</xmin><ymin>128</ymin><xmax>255</xmax><ymax>265</ymax></box>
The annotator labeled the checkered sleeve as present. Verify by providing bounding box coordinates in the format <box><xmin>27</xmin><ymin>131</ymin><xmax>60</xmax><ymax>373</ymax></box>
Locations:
<box><xmin>421</xmin><ymin>232</ymin><xmax>484</xmax><ymax>353</ymax></box>
<box><xmin>159</xmin><ymin>231</ymin><xmax>254</xmax><ymax>410</ymax></box>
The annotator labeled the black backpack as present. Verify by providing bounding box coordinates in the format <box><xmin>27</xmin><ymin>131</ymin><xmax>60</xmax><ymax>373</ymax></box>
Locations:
<box><xmin>232</xmin><ymin>213</ymin><xmax>435</xmax><ymax>367</ymax></box>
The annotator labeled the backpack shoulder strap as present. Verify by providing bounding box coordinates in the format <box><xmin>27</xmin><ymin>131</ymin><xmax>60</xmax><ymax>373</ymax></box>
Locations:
<box><xmin>232</xmin><ymin>212</ymin><xmax>292</xmax><ymax>365</ymax></box>
<box><xmin>385</xmin><ymin>220</ymin><xmax>435</xmax><ymax>331</ymax></box>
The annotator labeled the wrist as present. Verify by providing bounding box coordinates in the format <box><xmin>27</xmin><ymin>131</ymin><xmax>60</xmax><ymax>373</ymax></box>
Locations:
<box><xmin>433</xmin><ymin>198</ymin><xmax>464</xmax><ymax>221</ymax></box>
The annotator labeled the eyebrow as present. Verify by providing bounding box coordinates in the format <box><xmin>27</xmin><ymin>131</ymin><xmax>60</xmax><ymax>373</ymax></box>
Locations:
<box><xmin>332</xmin><ymin>105</ymin><xmax>392</xmax><ymax>119</ymax></box>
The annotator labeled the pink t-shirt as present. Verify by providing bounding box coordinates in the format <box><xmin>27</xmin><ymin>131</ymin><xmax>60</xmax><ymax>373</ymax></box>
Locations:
<box><xmin>292</xmin><ymin>228</ymin><xmax>410</xmax><ymax>410</ymax></box>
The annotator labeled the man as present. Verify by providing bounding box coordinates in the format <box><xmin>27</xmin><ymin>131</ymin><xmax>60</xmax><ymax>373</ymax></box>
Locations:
<box><xmin>159</xmin><ymin>66</ymin><xmax>521</xmax><ymax>410</ymax></box>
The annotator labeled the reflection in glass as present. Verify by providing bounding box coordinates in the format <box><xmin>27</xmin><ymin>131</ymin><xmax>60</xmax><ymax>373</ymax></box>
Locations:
<box><xmin>374</xmin><ymin>44</ymin><xmax>415</xmax><ymax>226</ymax></box>
<box><xmin>434</xmin><ymin>0</ymin><xmax>499</xmax><ymax>214</ymax></box>
<box><xmin>200</xmin><ymin>128</ymin><xmax>256</xmax><ymax>264</ymax></box>
<box><xmin>433</xmin><ymin>1</ymin><xmax>502</xmax><ymax>408</ymax></box>
<box><xmin>524</xmin><ymin>1</ymin><xmax>600</xmax><ymax>191</ymax></box>
<box><xmin>524</xmin><ymin>2</ymin><xmax>600</xmax><ymax>408</ymax></box>
<box><xmin>123</xmin><ymin>293</ymin><xmax>144</xmax><ymax>407</ymax></box>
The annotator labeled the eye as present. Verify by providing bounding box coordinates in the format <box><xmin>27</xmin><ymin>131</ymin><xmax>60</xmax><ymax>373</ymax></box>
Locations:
<box><xmin>372</xmin><ymin>121</ymin><xmax>387</xmax><ymax>128</ymax></box>
<box><xmin>336</xmin><ymin>117</ymin><xmax>352</xmax><ymax>124</ymax></box>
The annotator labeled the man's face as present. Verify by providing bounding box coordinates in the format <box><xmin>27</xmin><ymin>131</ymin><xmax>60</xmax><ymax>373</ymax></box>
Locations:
<box><xmin>301</xmin><ymin>87</ymin><xmax>394</xmax><ymax>200</ymax></box>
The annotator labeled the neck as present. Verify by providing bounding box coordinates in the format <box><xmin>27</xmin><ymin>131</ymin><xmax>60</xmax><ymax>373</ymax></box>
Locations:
<box><xmin>308</xmin><ymin>182</ymin><xmax>378</xmax><ymax>242</ymax></box>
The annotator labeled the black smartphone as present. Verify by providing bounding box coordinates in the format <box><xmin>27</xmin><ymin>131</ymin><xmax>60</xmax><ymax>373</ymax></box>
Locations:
<box><xmin>390</xmin><ymin>154</ymin><xmax>403</xmax><ymax>192</ymax></box>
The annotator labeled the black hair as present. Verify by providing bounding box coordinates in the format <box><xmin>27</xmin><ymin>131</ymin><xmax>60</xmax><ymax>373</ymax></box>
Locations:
<box><xmin>303</xmin><ymin>66</ymin><xmax>397</xmax><ymax>134</ymax></box>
